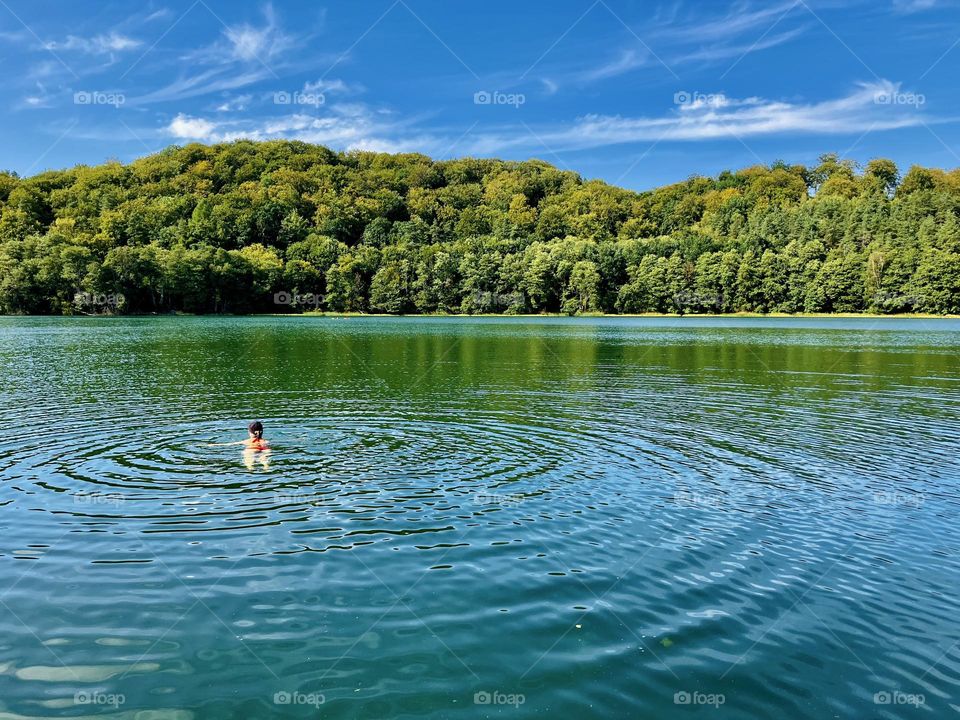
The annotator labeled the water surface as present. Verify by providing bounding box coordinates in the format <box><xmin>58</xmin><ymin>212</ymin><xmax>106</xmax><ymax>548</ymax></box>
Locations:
<box><xmin>0</xmin><ymin>316</ymin><xmax>958</xmax><ymax>718</ymax></box>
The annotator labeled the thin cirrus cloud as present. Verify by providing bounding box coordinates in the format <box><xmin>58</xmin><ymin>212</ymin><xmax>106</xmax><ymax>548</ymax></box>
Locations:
<box><xmin>6</xmin><ymin>6</ymin><xmax>172</xmax><ymax>95</ymax></box>
<box><xmin>163</xmin><ymin>80</ymin><xmax>930</xmax><ymax>158</ymax></box>
<box><xmin>209</xmin><ymin>80</ymin><xmax>353</xmax><ymax>114</ymax></box>
<box><xmin>678</xmin><ymin>26</ymin><xmax>809</xmax><ymax>64</ymax></box>
<box><xmin>657</xmin><ymin>0</ymin><xmax>804</xmax><ymax>43</ymax></box>
<box><xmin>20</xmin><ymin>82</ymin><xmax>54</xmax><ymax>110</ymax></box>
<box><xmin>42</xmin><ymin>32</ymin><xmax>142</xmax><ymax>54</ymax></box>
<box><xmin>572</xmin><ymin>24</ymin><xmax>808</xmax><ymax>85</ymax></box>
<box><xmin>578</xmin><ymin>49</ymin><xmax>650</xmax><ymax>83</ymax></box>
<box><xmin>128</xmin><ymin>67</ymin><xmax>279</xmax><ymax>106</ymax></box>
<box><xmin>126</xmin><ymin>4</ymin><xmax>330</xmax><ymax>107</ymax></box>
<box><xmin>467</xmin><ymin>81</ymin><xmax>932</xmax><ymax>154</ymax></box>
<box><xmin>184</xmin><ymin>3</ymin><xmax>292</xmax><ymax>65</ymax></box>
<box><xmin>533</xmin><ymin>0</ymin><xmax>808</xmax><ymax>93</ymax></box>
<box><xmin>893</xmin><ymin>0</ymin><xmax>939</xmax><ymax>11</ymax></box>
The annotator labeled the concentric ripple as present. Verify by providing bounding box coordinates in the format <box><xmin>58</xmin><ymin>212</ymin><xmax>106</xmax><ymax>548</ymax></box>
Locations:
<box><xmin>0</xmin><ymin>316</ymin><xmax>958</xmax><ymax>719</ymax></box>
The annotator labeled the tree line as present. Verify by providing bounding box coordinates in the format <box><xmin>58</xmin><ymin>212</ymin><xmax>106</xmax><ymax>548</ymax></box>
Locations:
<box><xmin>1</xmin><ymin>140</ymin><xmax>958</xmax><ymax>316</ymax></box>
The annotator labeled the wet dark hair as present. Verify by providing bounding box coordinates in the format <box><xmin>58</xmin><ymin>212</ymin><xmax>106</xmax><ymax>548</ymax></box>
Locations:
<box><xmin>248</xmin><ymin>421</ymin><xmax>264</xmax><ymax>439</ymax></box>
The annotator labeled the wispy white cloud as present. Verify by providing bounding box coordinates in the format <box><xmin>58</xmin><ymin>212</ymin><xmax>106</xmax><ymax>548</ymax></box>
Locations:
<box><xmin>579</xmin><ymin>49</ymin><xmax>649</xmax><ymax>82</ymax></box>
<box><xmin>143</xmin><ymin>9</ymin><xmax>172</xmax><ymax>23</ymax></box>
<box><xmin>185</xmin><ymin>3</ymin><xmax>291</xmax><ymax>66</ymax></box>
<box><xmin>223</xmin><ymin>5</ymin><xmax>288</xmax><ymax>62</ymax></box>
<box><xmin>43</xmin><ymin>32</ymin><xmax>142</xmax><ymax>55</ymax></box>
<box><xmin>129</xmin><ymin>67</ymin><xmax>275</xmax><ymax>105</ymax></box>
<box><xmin>208</xmin><ymin>77</ymin><xmax>351</xmax><ymax>114</ymax></box>
<box><xmin>540</xmin><ymin>78</ymin><xmax>559</xmax><ymax>96</ymax></box>
<box><xmin>659</xmin><ymin>0</ymin><xmax>802</xmax><ymax>42</ymax></box>
<box><xmin>4</xmin><ymin>6</ymin><xmax>168</xmax><ymax>95</ymax></box>
<box><xmin>214</xmin><ymin>94</ymin><xmax>253</xmax><ymax>112</ymax></box>
<box><xmin>893</xmin><ymin>0</ymin><xmax>939</xmax><ymax>11</ymax></box>
<box><xmin>19</xmin><ymin>82</ymin><xmax>55</xmax><ymax>110</ymax></box>
<box><xmin>130</xmin><ymin>3</ymin><xmax>330</xmax><ymax>106</ymax></box>
<box><xmin>163</xmin><ymin>103</ymin><xmax>445</xmax><ymax>155</ymax></box>
<box><xmin>530</xmin><ymin>0</ymin><xmax>807</xmax><ymax>93</ymax></box>
<box><xmin>26</xmin><ymin>59</ymin><xmax>64</xmax><ymax>80</ymax></box>
<box><xmin>159</xmin><ymin>80</ymin><xmax>933</xmax><ymax>160</ymax></box>
<box><xmin>465</xmin><ymin>80</ymin><xmax>933</xmax><ymax>154</ymax></box>
<box><xmin>0</xmin><ymin>29</ymin><xmax>31</xmax><ymax>44</ymax></box>
<box><xmin>303</xmin><ymin>78</ymin><xmax>352</xmax><ymax>94</ymax></box>
<box><xmin>682</xmin><ymin>25</ymin><xmax>808</xmax><ymax>63</ymax></box>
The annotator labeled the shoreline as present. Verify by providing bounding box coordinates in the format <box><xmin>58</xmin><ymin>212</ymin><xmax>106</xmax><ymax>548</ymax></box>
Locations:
<box><xmin>7</xmin><ymin>311</ymin><xmax>959</xmax><ymax>320</ymax></box>
<box><xmin>297</xmin><ymin>311</ymin><xmax>960</xmax><ymax>320</ymax></box>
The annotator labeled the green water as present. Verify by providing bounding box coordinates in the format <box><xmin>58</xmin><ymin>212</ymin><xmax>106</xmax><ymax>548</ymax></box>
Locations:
<box><xmin>0</xmin><ymin>316</ymin><xmax>958</xmax><ymax>718</ymax></box>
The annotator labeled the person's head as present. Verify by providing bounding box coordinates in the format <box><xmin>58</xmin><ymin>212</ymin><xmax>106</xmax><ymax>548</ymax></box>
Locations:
<box><xmin>248</xmin><ymin>421</ymin><xmax>264</xmax><ymax>439</ymax></box>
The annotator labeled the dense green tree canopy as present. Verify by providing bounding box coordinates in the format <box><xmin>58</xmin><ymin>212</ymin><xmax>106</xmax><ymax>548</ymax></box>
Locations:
<box><xmin>1</xmin><ymin>141</ymin><xmax>958</xmax><ymax>315</ymax></box>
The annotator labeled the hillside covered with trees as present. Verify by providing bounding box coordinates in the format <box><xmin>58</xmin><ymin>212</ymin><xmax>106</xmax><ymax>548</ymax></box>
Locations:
<box><xmin>1</xmin><ymin>140</ymin><xmax>959</xmax><ymax>316</ymax></box>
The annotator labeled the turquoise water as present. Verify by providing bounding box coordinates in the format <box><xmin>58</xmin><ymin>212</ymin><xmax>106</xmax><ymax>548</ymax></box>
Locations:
<box><xmin>0</xmin><ymin>316</ymin><xmax>958</xmax><ymax>718</ymax></box>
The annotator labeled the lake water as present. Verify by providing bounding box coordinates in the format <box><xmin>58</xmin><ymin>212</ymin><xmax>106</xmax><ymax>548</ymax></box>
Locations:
<box><xmin>0</xmin><ymin>316</ymin><xmax>958</xmax><ymax>718</ymax></box>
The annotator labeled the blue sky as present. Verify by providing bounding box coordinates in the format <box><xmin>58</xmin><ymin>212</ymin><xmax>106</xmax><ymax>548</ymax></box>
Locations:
<box><xmin>0</xmin><ymin>0</ymin><xmax>957</xmax><ymax>190</ymax></box>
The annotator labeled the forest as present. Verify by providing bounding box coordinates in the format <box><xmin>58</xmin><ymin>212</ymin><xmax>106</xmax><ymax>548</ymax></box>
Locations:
<box><xmin>1</xmin><ymin>139</ymin><xmax>958</xmax><ymax>316</ymax></box>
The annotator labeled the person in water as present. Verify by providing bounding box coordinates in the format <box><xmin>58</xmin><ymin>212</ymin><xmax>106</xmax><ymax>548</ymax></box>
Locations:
<box><xmin>209</xmin><ymin>421</ymin><xmax>271</xmax><ymax>469</ymax></box>
<box><xmin>245</xmin><ymin>421</ymin><xmax>268</xmax><ymax>449</ymax></box>
<box><xmin>242</xmin><ymin>421</ymin><xmax>270</xmax><ymax>469</ymax></box>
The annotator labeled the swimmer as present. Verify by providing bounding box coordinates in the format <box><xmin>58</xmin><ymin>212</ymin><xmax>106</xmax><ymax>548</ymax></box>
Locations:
<box><xmin>207</xmin><ymin>421</ymin><xmax>271</xmax><ymax>470</ymax></box>
<box><xmin>241</xmin><ymin>421</ymin><xmax>271</xmax><ymax>470</ymax></box>
<box><xmin>244</xmin><ymin>421</ymin><xmax>269</xmax><ymax>450</ymax></box>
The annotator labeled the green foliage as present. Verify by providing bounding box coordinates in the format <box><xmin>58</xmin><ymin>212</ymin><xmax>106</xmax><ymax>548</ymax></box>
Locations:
<box><xmin>0</xmin><ymin>140</ymin><xmax>958</xmax><ymax>315</ymax></box>
<box><xmin>563</xmin><ymin>260</ymin><xmax>600</xmax><ymax>314</ymax></box>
